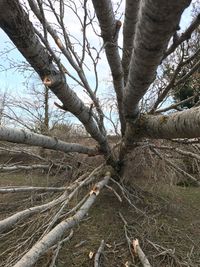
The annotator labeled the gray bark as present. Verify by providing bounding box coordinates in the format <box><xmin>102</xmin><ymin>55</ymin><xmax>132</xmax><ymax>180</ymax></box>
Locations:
<box><xmin>0</xmin><ymin>126</ymin><xmax>96</xmax><ymax>155</ymax></box>
<box><xmin>127</xmin><ymin>107</ymin><xmax>200</xmax><ymax>140</ymax></box>
<box><xmin>0</xmin><ymin>191</ymin><xmax>68</xmax><ymax>234</ymax></box>
<box><xmin>0</xmin><ymin>0</ymin><xmax>111</xmax><ymax>157</ymax></box>
<box><xmin>0</xmin><ymin>169</ymin><xmax>98</xmax><ymax>233</ymax></box>
<box><xmin>94</xmin><ymin>240</ymin><xmax>105</xmax><ymax>267</ymax></box>
<box><xmin>0</xmin><ymin>186</ymin><xmax>66</xmax><ymax>193</ymax></box>
<box><xmin>91</xmin><ymin>0</ymin><xmax>125</xmax><ymax>134</ymax></box>
<box><xmin>124</xmin><ymin>0</ymin><xmax>191</xmax><ymax>119</ymax></box>
<box><xmin>122</xmin><ymin>0</ymin><xmax>140</xmax><ymax>84</ymax></box>
<box><xmin>0</xmin><ymin>164</ymin><xmax>54</xmax><ymax>172</ymax></box>
<box><xmin>28</xmin><ymin>0</ymin><xmax>106</xmax><ymax>136</ymax></box>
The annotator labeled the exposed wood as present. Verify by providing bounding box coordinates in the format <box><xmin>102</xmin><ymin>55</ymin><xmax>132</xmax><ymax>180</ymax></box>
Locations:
<box><xmin>132</xmin><ymin>239</ymin><xmax>152</xmax><ymax>267</ymax></box>
<box><xmin>28</xmin><ymin>0</ymin><xmax>106</xmax><ymax>136</ymax></box>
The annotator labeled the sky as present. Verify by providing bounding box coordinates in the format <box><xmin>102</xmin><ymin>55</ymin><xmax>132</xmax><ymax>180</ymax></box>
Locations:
<box><xmin>0</xmin><ymin>0</ymin><xmax>196</xmax><ymax>132</ymax></box>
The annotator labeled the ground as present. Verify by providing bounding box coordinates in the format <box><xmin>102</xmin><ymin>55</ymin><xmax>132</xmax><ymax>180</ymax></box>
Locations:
<box><xmin>0</xmin><ymin>146</ymin><xmax>199</xmax><ymax>266</ymax></box>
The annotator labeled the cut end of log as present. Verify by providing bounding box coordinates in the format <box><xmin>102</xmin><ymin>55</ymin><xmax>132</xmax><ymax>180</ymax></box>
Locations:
<box><xmin>43</xmin><ymin>76</ymin><xmax>53</xmax><ymax>86</ymax></box>
<box><xmin>133</xmin><ymin>239</ymin><xmax>139</xmax><ymax>254</ymax></box>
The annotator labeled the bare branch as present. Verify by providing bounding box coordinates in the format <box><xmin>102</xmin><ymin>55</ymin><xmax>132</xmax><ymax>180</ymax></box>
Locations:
<box><xmin>13</xmin><ymin>174</ymin><xmax>111</xmax><ymax>267</ymax></box>
<box><xmin>122</xmin><ymin>0</ymin><xmax>140</xmax><ymax>84</ymax></box>
<box><xmin>0</xmin><ymin>0</ymin><xmax>111</xmax><ymax>157</ymax></box>
<box><xmin>0</xmin><ymin>164</ymin><xmax>57</xmax><ymax>172</ymax></box>
<box><xmin>0</xmin><ymin>126</ymin><xmax>97</xmax><ymax>155</ymax></box>
<box><xmin>28</xmin><ymin>0</ymin><xmax>106</xmax><ymax>135</ymax></box>
<box><xmin>132</xmin><ymin>239</ymin><xmax>152</xmax><ymax>267</ymax></box>
<box><xmin>163</xmin><ymin>14</ymin><xmax>200</xmax><ymax>60</ymax></box>
<box><xmin>0</xmin><ymin>168</ymin><xmax>100</xmax><ymax>234</ymax></box>
<box><xmin>155</xmin><ymin>95</ymin><xmax>195</xmax><ymax>114</ymax></box>
<box><xmin>91</xmin><ymin>0</ymin><xmax>126</xmax><ymax>134</ymax></box>
<box><xmin>151</xmin><ymin>147</ymin><xmax>200</xmax><ymax>186</ymax></box>
<box><xmin>0</xmin><ymin>186</ymin><xmax>66</xmax><ymax>194</ymax></box>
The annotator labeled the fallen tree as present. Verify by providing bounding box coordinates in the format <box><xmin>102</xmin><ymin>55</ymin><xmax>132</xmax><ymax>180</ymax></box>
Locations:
<box><xmin>0</xmin><ymin>126</ymin><xmax>97</xmax><ymax>155</ymax></box>
<box><xmin>0</xmin><ymin>0</ymin><xmax>199</xmax><ymax>266</ymax></box>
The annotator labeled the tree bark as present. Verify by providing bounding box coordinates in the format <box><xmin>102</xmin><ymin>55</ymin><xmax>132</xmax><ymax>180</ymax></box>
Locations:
<box><xmin>126</xmin><ymin>107</ymin><xmax>200</xmax><ymax>140</ymax></box>
<box><xmin>0</xmin><ymin>164</ymin><xmax>54</xmax><ymax>172</ymax></box>
<box><xmin>0</xmin><ymin>186</ymin><xmax>66</xmax><ymax>193</ymax></box>
<box><xmin>0</xmin><ymin>0</ymin><xmax>111</xmax><ymax>157</ymax></box>
<box><xmin>0</xmin><ymin>126</ymin><xmax>96</xmax><ymax>155</ymax></box>
<box><xmin>91</xmin><ymin>0</ymin><xmax>125</xmax><ymax>134</ymax></box>
<box><xmin>0</xmin><ymin>191</ymin><xmax>68</xmax><ymax>234</ymax></box>
<box><xmin>122</xmin><ymin>0</ymin><xmax>140</xmax><ymax>84</ymax></box>
<box><xmin>124</xmin><ymin>0</ymin><xmax>191</xmax><ymax>119</ymax></box>
<box><xmin>0</xmin><ymin>170</ymin><xmax>98</xmax><ymax>233</ymax></box>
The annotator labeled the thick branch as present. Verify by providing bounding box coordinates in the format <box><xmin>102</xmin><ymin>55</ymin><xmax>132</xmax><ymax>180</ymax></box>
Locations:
<box><xmin>94</xmin><ymin>240</ymin><xmax>105</xmax><ymax>267</ymax></box>
<box><xmin>91</xmin><ymin>0</ymin><xmax>125</xmax><ymax>134</ymax></box>
<box><xmin>0</xmin><ymin>164</ymin><xmax>57</xmax><ymax>172</ymax></box>
<box><xmin>0</xmin><ymin>169</ymin><xmax>98</xmax><ymax>233</ymax></box>
<box><xmin>0</xmin><ymin>186</ymin><xmax>66</xmax><ymax>194</ymax></box>
<box><xmin>0</xmin><ymin>126</ymin><xmax>97</xmax><ymax>155</ymax></box>
<box><xmin>129</xmin><ymin>107</ymin><xmax>200</xmax><ymax>140</ymax></box>
<box><xmin>13</xmin><ymin>174</ymin><xmax>110</xmax><ymax>267</ymax></box>
<box><xmin>133</xmin><ymin>239</ymin><xmax>152</xmax><ymax>267</ymax></box>
<box><xmin>124</xmin><ymin>0</ymin><xmax>191</xmax><ymax>119</ymax></box>
<box><xmin>0</xmin><ymin>191</ymin><xmax>68</xmax><ymax>234</ymax></box>
<box><xmin>0</xmin><ymin>0</ymin><xmax>111</xmax><ymax>156</ymax></box>
<box><xmin>122</xmin><ymin>0</ymin><xmax>140</xmax><ymax>84</ymax></box>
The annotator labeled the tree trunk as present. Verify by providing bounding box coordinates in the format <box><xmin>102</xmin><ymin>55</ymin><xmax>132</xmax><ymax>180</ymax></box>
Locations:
<box><xmin>124</xmin><ymin>0</ymin><xmax>191</xmax><ymax>119</ymax></box>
